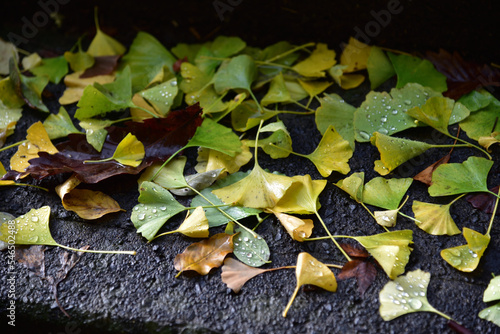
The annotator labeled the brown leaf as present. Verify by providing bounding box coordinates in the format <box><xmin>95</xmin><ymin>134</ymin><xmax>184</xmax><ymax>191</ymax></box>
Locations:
<box><xmin>15</xmin><ymin>245</ymin><xmax>46</xmax><ymax>278</ymax></box>
<box><xmin>80</xmin><ymin>55</ymin><xmax>121</xmax><ymax>78</ymax></box>
<box><xmin>173</xmin><ymin>56</ymin><xmax>188</xmax><ymax>73</ymax></box>
<box><xmin>426</xmin><ymin>49</ymin><xmax>500</xmax><ymax>99</ymax></box>
<box><xmin>221</xmin><ymin>257</ymin><xmax>266</xmax><ymax>293</ymax></box>
<box><xmin>337</xmin><ymin>259</ymin><xmax>377</xmax><ymax>295</ymax></box>
<box><xmin>413</xmin><ymin>152</ymin><xmax>451</xmax><ymax>186</ymax></box>
<box><xmin>466</xmin><ymin>185</ymin><xmax>499</xmax><ymax>215</ymax></box>
<box><xmin>339</xmin><ymin>243</ymin><xmax>370</xmax><ymax>259</ymax></box>
<box><xmin>174</xmin><ymin>233</ymin><xmax>234</xmax><ymax>276</ymax></box>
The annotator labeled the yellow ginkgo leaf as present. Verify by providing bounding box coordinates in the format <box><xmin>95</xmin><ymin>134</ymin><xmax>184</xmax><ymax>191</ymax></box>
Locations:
<box><xmin>59</xmin><ymin>71</ymin><xmax>115</xmax><ymax>105</ymax></box>
<box><xmin>85</xmin><ymin>133</ymin><xmax>145</xmax><ymax>167</ymax></box>
<box><xmin>304</xmin><ymin>125</ymin><xmax>353</xmax><ymax>177</ymax></box>
<box><xmin>195</xmin><ymin>145</ymin><xmax>252</xmax><ymax>176</ymax></box>
<box><xmin>292</xmin><ymin>43</ymin><xmax>337</xmax><ymax>77</ymax></box>
<box><xmin>272</xmin><ymin>175</ymin><xmax>327</xmax><ymax>214</ymax></box>
<box><xmin>87</xmin><ymin>10</ymin><xmax>126</xmax><ymax>57</ymax></box>
<box><xmin>412</xmin><ymin>200</ymin><xmax>461</xmax><ymax>235</ymax></box>
<box><xmin>478</xmin><ymin>131</ymin><xmax>500</xmax><ymax>152</ymax></box>
<box><xmin>283</xmin><ymin>252</ymin><xmax>337</xmax><ymax>317</ymax></box>
<box><xmin>177</xmin><ymin>207</ymin><xmax>210</xmax><ymax>238</ymax></box>
<box><xmin>271</xmin><ymin>211</ymin><xmax>314</xmax><ymax>242</ymax></box>
<box><xmin>0</xmin><ymin>161</ymin><xmax>15</xmax><ymax>186</ymax></box>
<box><xmin>335</xmin><ymin>172</ymin><xmax>365</xmax><ymax>203</ymax></box>
<box><xmin>298</xmin><ymin>79</ymin><xmax>332</xmax><ymax>100</ymax></box>
<box><xmin>340</xmin><ymin>37</ymin><xmax>371</xmax><ymax>73</ymax></box>
<box><xmin>374</xmin><ymin>209</ymin><xmax>399</xmax><ymax>227</ymax></box>
<box><xmin>441</xmin><ymin>227</ymin><xmax>490</xmax><ymax>272</ymax></box>
<box><xmin>10</xmin><ymin>122</ymin><xmax>58</xmax><ymax>173</ymax></box>
<box><xmin>328</xmin><ymin>64</ymin><xmax>366</xmax><ymax>90</ymax></box>
<box><xmin>130</xmin><ymin>93</ymin><xmax>161</xmax><ymax>120</ymax></box>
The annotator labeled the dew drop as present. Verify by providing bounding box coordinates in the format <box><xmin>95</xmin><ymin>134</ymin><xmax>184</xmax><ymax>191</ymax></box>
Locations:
<box><xmin>152</xmin><ymin>209</ymin><xmax>157</xmax><ymax>214</ymax></box>
<box><xmin>404</xmin><ymin>100</ymin><xmax>412</xmax><ymax>105</ymax></box>
<box><xmin>170</xmin><ymin>80</ymin><xmax>177</xmax><ymax>87</ymax></box>
<box><xmin>378</xmin><ymin>128</ymin><xmax>388</xmax><ymax>135</ymax></box>
<box><xmin>393</xmin><ymin>300</ymin><xmax>401</xmax><ymax>305</ymax></box>
<box><xmin>381</xmin><ymin>116</ymin><xmax>387</xmax><ymax>122</ymax></box>
<box><xmin>160</xmin><ymin>206</ymin><xmax>167</xmax><ymax>211</ymax></box>
<box><xmin>138</xmin><ymin>213</ymin><xmax>145</xmax><ymax>221</ymax></box>
<box><xmin>243</xmin><ymin>237</ymin><xmax>249</xmax><ymax>242</ymax></box>
<box><xmin>409</xmin><ymin>299</ymin><xmax>423</xmax><ymax>310</ymax></box>
<box><xmin>246</xmin><ymin>253</ymin><xmax>253</xmax><ymax>258</ymax></box>
<box><xmin>396</xmin><ymin>284</ymin><xmax>404</xmax><ymax>291</ymax></box>
<box><xmin>359</xmin><ymin>131</ymin><xmax>370</xmax><ymax>140</ymax></box>
<box><xmin>31</xmin><ymin>216</ymin><xmax>38</xmax><ymax>222</ymax></box>
<box><xmin>392</xmin><ymin>110</ymin><xmax>398</xmax><ymax>115</ymax></box>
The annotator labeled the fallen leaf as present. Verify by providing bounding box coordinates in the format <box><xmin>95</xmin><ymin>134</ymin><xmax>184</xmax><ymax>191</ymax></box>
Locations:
<box><xmin>337</xmin><ymin>259</ymin><xmax>377</xmax><ymax>295</ymax></box>
<box><xmin>30</xmin><ymin>56</ymin><xmax>68</xmax><ymax>84</ymax></box>
<box><xmin>176</xmin><ymin>207</ymin><xmax>209</xmax><ymax>238</ymax></box>
<box><xmin>221</xmin><ymin>257</ymin><xmax>266</xmax><ymax>293</ymax></box>
<box><xmin>362</xmin><ymin>177</ymin><xmax>413</xmax><ymax>210</ymax></box>
<box><xmin>174</xmin><ymin>233</ymin><xmax>234</xmax><ymax>276</ymax></box>
<box><xmin>59</xmin><ymin>71</ymin><xmax>115</xmax><ymax>105</ymax></box>
<box><xmin>366</xmin><ymin>46</ymin><xmax>395</xmax><ymax>89</ymax></box>
<box><xmin>466</xmin><ymin>185</ymin><xmax>499</xmax><ymax>214</ymax></box>
<box><xmin>84</xmin><ymin>132</ymin><xmax>145</xmax><ymax>167</ymax></box>
<box><xmin>315</xmin><ymin>93</ymin><xmax>356</xmax><ymax>149</ymax></box>
<box><xmin>440</xmin><ymin>227</ymin><xmax>490</xmax><ymax>272</ymax></box>
<box><xmin>0</xmin><ymin>38</ymin><xmax>18</xmax><ymax>75</ymax></box>
<box><xmin>335</xmin><ymin>172</ymin><xmax>365</xmax><ymax>203</ymax></box>
<box><xmin>43</xmin><ymin>107</ymin><xmax>81</xmax><ymax>140</ymax></box>
<box><xmin>413</xmin><ymin>152</ymin><xmax>452</xmax><ymax>186</ymax></box>
<box><xmin>412</xmin><ymin>200</ymin><xmax>461</xmax><ymax>235</ymax></box>
<box><xmin>232</xmin><ymin>228</ymin><xmax>270</xmax><ymax>267</ymax></box>
<box><xmin>272</xmin><ymin>211</ymin><xmax>313</xmax><ymax>242</ymax></box>
<box><xmin>9</xmin><ymin>58</ymin><xmax>49</xmax><ymax>112</ymax></box>
<box><xmin>261</xmin><ymin>72</ymin><xmax>292</xmax><ymax>106</ymax></box>
<box><xmin>87</xmin><ymin>11</ymin><xmax>126</xmax><ymax>57</ymax></box>
<box><xmin>195</xmin><ymin>144</ymin><xmax>252</xmax><ymax>176</ymax></box>
<box><xmin>339</xmin><ymin>37</ymin><xmax>371</xmax><ymax>73</ymax></box>
<box><xmin>272</xmin><ymin>174</ymin><xmax>327</xmax><ymax>214</ymax></box>
<box><xmin>292</xmin><ymin>43</ymin><xmax>336</xmax><ymax>77</ymax></box>
<box><xmin>15</xmin><ymin>245</ymin><xmax>46</xmax><ymax>278</ymax></box>
<box><xmin>80</xmin><ymin>55</ymin><xmax>120</xmax><ymax>78</ymax></box>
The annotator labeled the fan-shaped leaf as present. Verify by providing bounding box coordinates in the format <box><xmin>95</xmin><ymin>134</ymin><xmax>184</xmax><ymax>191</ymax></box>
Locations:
<box><xmin>412</xmin><ymin>200</ymin><xmax>461</xmax><ymax>235</ymax></box>
<box><xmin>440</xmin><ymin>227</ymin><xmax>490</xmax><ymax>272</ymax></box>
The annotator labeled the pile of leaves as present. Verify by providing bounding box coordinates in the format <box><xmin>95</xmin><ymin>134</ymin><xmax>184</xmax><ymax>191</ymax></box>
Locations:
<box><xmin>1</xmin><ymin>13</ymin><xmax>499</xmax><ymax>332</ymax></box>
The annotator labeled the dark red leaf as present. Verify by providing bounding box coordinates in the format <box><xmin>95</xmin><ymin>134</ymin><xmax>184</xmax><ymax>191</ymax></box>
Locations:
<box><xmin>80</xmin><ymin>55</ymin><xmax>121</xmax><ymax>78</ymax></box>
<box><xmin>173</xmin><ymin>56</ymin><xmax>188</xmax><ymax>73</ymax></box>
<box><xmin>4</xmin><ymin>104</ymin><xmax>202</xmax><ymax>184</ymax></box>
<box><xmin>426</xmin><ymin>49</ymin><xmax>500</xmax><ymax>100</ymax></box>
<box><xmin>447</xmin><ymin>320</ymin><xmax>475</xmax><ymax>334</ymax></box>
<box><xmin>339</xmin><ymin>243</ymin><xmax>370</xmax><ymax>258</ymax></box>
<box><xmin>466</xmin><ymin>186</ymin><xmax>499</xmax><ymax>215</ymax></box>
<box><xmin>337</xmin><ymin>260</ymin><xmax>377</xmax><ymax>295</ymax></box>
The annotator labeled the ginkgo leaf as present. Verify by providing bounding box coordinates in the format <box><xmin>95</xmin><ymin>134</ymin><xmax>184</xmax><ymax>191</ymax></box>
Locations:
<box><xmin>175</xmin><ymin>207</ymin><xmax>209</xmax><ymax>238</ymax></box>
<box><xmin>440</xmin><ymin>227</ymin><xmax>490</xmax><ymax>272</ymax></box>
<box><xmin>184</xmin><ymin>118</ymin><xmax>242</xmax><ymax>157</ymax></box>
<box><xmin>170</xmin><ymin>168</ymin><xmax>224</xmax><ymax>196</ymax></box>
<box><xmin>328</xmin><ymin>65</ymin><xmax>365</xmax><ymax>90</ymax></box>
<box><xmin>292</xmin><ymin>43</ymin><xmax>336</xmax><ymax>77</ymax></box>
<box><xmin>131</xmin><ymin>181</ymin><xmax>186</xmax><ymax>241</ymax></box>
<box><xmin>272</xmin><ymin>175</ymin><xmax>327</xmax><ymax>214</ymax></box>
<box><xmin>221</xmin><ymin>257</ymin><xmax>267</xmax><ymax>293</ymax></box>
<box><xmin>10</xmin><ymin>121</ymin><xmax>58</xmax><ymax>173</ymax></box>
<box><xmin>0</xmin><ymin>38</ymin><xmax>18</xmax><ymax>75</ymax></box>
<box><xmin>233</xmin><ymin>228</ymin><xmax>270</xmax><ymax>267</ymax></box>
<box><xmin>85</xmin><ymin>132</ymin><xmax>145</xmax><ymax>167</ymax></box>
<box><xmin>371</xmin><ymin>132</ymin><xmax>432</xmax><ymax>175</ymax></box>
<box><xmin>339</xmin><ymin>37</ymin><xmax>371</xmax><ymax>73</ymax></box>
<box><xmin>374</xmin><ymin>209</ymin><xmax>399</xmax><ymax>228</ymax></box>
<box><xmin>335</xmin><ymin>172</ymin><xmax>365</xmax><ymax>203</ymax></box>
<box><xmin>354</xmin><ymin>83</ymin><xmax>440</xmax><ymax>142</ymax></box>
<box><xmin>362</xmin><ymin>177</ymin><xmax>413</xmax><ymax>210</ymax></box>
<box><xmin>174</xmin><ymin>233</ymin><xmax>234</xmax><ymax>276</ymax></box>
<box><xmin>121</xmin><ymin>31</ymin><xmax>177</xmax><ymax>92</ymax></box>
<box><xmin>0</xmin><ymin>212</ymin><xmax>15</xmax><ymax>250</ymax></box>
<box><xmin>479</xmin><ymin>132</ymin><xmax>500</xmax><ymax>151</ymax></box>
<box><xmin>190</xmin><ymin>172</ymin><xmax>262</xmax><ymax>227</ymax></box>
<box><xmin>379</xmin><ymin>269</ymin><xmax>443</xmax><ymax>321</ymax></box>
<box><xmin>284</xmin><ymin>79</ymin><xmax>309</xmax><ymax>102</ymax></box>
<box><xmin>458</xmin><ymin>89</ymin><xmax>498</xmax><ymax>112</ymax></box>
<box><xmin>139</xmin><ymin>77</ymin><xmax>178</xmax><ymax>116</ymax></box>
<box><xmin>315</xmin><ymin>93</ymin><xmax>356</xmax><ymax>149</ymax></box>
<box><xmin>0</xmin><ymin>100</ymin><xmax>22</xmax><ymax>147</ymax></box>
<box><xmin>0</xmin><ymin>161</ymin><xmax>15</xmax><ymax>187</ymax></box>
<box><xmin>483</xmin><ymin>275</ymin><xmax>500</xmax><ymax>303</ymax></box>
<box><xmin>479</xmin><ymin>303</ymin><xmax>500</xmax><ymax>327</ymax></box>
<box><xmin>64</xmin><ymin>48</ymin><xmax>94</xmax><ymax>72</ymax></box>
<box><xmin>303</xmin><ymin>125</ymin><xmax>353</xmax><ymax>176</ymax></box>
<box><xmin>0</xmin><ymin>77</ymin><xmax>25</xmax><ymax>108</ymax></box>
<box><xmin>195</xmin><ymin>145</ymin><xmax>252</xmax><ymax>176</ymax></box>
<box><xmin>283</xmin><ymin>252</ymin><xmax>337</xmax><ymax>317</ymax></box>
<box><xmin>58</xmin><ymin>71</ymin><xmax>115</xmax><ymax>105</ymax></box>
<box><xmin>245</xmin><ymin>120</ymin><xmax>293</xmax><ymax>159</ymax></box>
<box><xmin>412</xmin><ymin>200</ymin><xmax>461</xmax><ymax>235</ymax></box>
<box><xmin>55</xmin><ymin>175</ymin><xmax>122</xmax><ymax>220</ymax></box>
<box><xmin>367</xmin><ymin>46</ymin><xmax>395</xmax><ymax>89</ymax></box>
<box><xmin>298</xmin><ymin>79</ymin><xmax>332</xmax><ymax>102</ymax></box>
<box><xmin>261</xmin><ymin>72</ymin><xmax>291</xmax><ymax>106</ymax></box>
<box><xmin>460</xmin><ymin>105</ymin><xmax>500</xmax><ymax>141</ymax></box>
<box><xmin>231</xmin><ymin>100</ymin><xmax>279</xmax><ymax>132</ymax></box>
<box><xmin>388</xmin><ymin>53</ymin><xmax>447</xmax><ymax>92</ymax></box>
<box><xmin>271</xmin><ymin>211</ymin><xmax>314</xmax><ymax>242</ymax></box>
<box><xmin>30</xmin><ymin>56</ymin><xmax>68</xmax><ymax>84</ymax></box>
<box><xmin>139</xmin><ymin>156</ymin><xmax>188</xmax><ymax>189</ymax></box>
<box><xmin>214</xmin><ymin>55</ymin><xmax>256</xmax><ymax>95</ymax></box>
<box><xmin>406</xmin><ymin>96</ymin><xmax>470</xmax><ymax>135</ymax></box>
<box><xmin>43</xmin><ymin>107</ymin><xmax>80</xmax><ymax>140</ymax></box>
<box><xmin>87</xmin><ymin>10</ymin><xmax>126</xmax><ymax>57</ymax></box>
<box><xmin>9</xmin><ymin>58</ymin><xmax>49</xmax><ymax>112</ymax></box>
<box><xmin>413</xmin><ymin>151</ymin><xmax>452</xmax><ymax>186</ymax></box>
<box><xmin>428</xmin><ymin>156</ymin><xmax>493</xmax><ymax>196</ymax></box>
<box><xmin>79</xmin><ymin>118</ymin><xmax>114</xmax><ymax>152</ymax></box>
<box><xmin>353</xmin><ymin>230</ymin><xmax>413</xmax><ymax>279</ymax></box>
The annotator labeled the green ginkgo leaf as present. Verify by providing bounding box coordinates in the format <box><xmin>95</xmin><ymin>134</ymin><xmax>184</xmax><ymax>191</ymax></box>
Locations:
<box><xmin>244</xmin><ymin>120</ymin><xmax>292</xmax><ymax>159</ymax></box>
<box><xmin>79</xmin><ymin>118</ymin><xmax>114</xmax><ymax>152</ymax></box>
<box><xmin>292</xmin><ymin>43</ymin><xmax>336</xmax><ymax>77</ymax></box>
<box><xmin>261</xmin><ymin>72</ymin><xmax>291</xmax><ymax>106</ymax></box>
<box><xmin>335</xmin><ymin>172</ymin><xmax>365</xmax><ymax>203</ymax></box>
<box><xmin>0</xmin><ymin>100</ymin><xmax>22</xmax><ymax>143</ymax></box>
<box><xmin>479</xmin><ymin>303</ymin><xmax>500</xmax><ymax>327</ymax></box>
<box><xmin>379</xmin><ymin>269</ymin><xmax>444</xmax><ymax>321</ymax></box>
<box><xmin>64</xmin><ymin>39</ymin><xmax>94</xmax><ymax>72</ymax></box>
<box><xmin>412</xmin><ymin>200</ymin><xmax>461</xmax><ymax>235</ymax></box>
<box><xmin>0</xmin><ymin>77</ymin><xmax>24</xmax><ymax>108</ymax></box>
<box><xmin>87</xmin><ymin>11</ymin><xmax>126</xmax><ymax>57</ymax></box>
<box><xmin>131</xmin><ymin>181</ymin><xmax>187</xmax><ymax>241</ymax></box>
<box><xmin>483</xmin><ymin>276</ymin><xmax>500</xmax><ymax>303</ymax></box>
<box><xmin>185</xmin><ymin>118</ymin><xmax>242</xmax><ymax>157</ymax></box>
<box><xmin>353</xmin><ymin>230</ymin><xmax>413</xmax><ymax>279</ymax></box>
<box><xmin>388</xmin><ymin>53</ymin><xmax>447</xmax><ymax>92</ymax></box>
<box><xmin>460</xmin><ymin>104</ymin><xmax>500</xmax><ymax>141</ymax></box>
<box><xmin>43</xmin><ymin>107</ymin><xmax>80</xmax><ymax>140</ymax></box>
<box><xmin>458</xmin><ymin>89</ymin><xmax>499</xmax><ymax>112</ymax></box>
<box><xmin>231</xmin><ymin>100</ymin><xmax>279</xmax><ymax>132</ymax></box>
<box><xmin>354</xmin><ymin>83</ymin><xmax>440</xmax><ymax>142</ymax></box>
<box><xmin>120</xmin><ymin>31</ymin><xmax>177</xmax><ymax>92</ymax></box>
<box><xmin>371</xmin><ymin>132</ymin><xmax>432</xmax><ymax>175</ymax></box>
<box><xmin>366</xmin><ymin>46</ymin><xmax>395</xmax><ymax>89</ymax></box>
<box><xmin>429</xmin><ymin>156</ymin><xmax>493</xmax><ymax>197</ymax></box>
<box><xmin>362</xmin><ymin>177</ymin><xmax>413</xmax><ymax>210</ymax></box>
<box><xmin>214</xmin><ymin>55</ymin><xmax>256</xmax><ymax>94</ymax></box>
<box><xmin>233</xmin><ymin>228</ymin><xmax>270</xmax><ymax>267</ymax></box>
<box><xmin>141</xmin><ymin>156</ymin><xmax>188</xmax><ymax>189</ymax></box>
<box><xmin>272</xmin><ymin>175</ymin><xmax>327</xmax><ymax>214</ymax></box>
<box><xmin>406</xmin><ymin>96</ymin><xmax>470</xmax><ymax>135</ymax></box>
<box><xmin>303</xmin><ymin>125</ymin><xmax>353</xmax><ymax>177</ymax></box>
<box><xmin>30</xmin><ymin>56</ymin><xmax>68</xmax><ymax>84</ymax></box>
<box><xmin>373</xmin><ymin>209</ymin><xmax>399</xmax><ymax>228</ymax></box>
<box><xmin>10</xmin><ymin>58</ymin><xmax>49</xmax><ymax>112</ymax></box>
<box><xmin>315</xmin><ymin>93</ymin><xmax>356</xmax><ymax>150</ymax></box>
<box><xmin>170</xmin><ymin>168</ymin><xmax>224</xmax><ymax>196</ymax></box>
<box><xmin>284</xmin><ymin>79</ymin><xmax>309</xmax><ymax>102</ymax></box>
<box><xmin>139</xmin><ymin>77</ymin><xmax>178</xmax><ymax>116</ymax></box>
<box><xmin>440</xmin><ymin>227</ymin><xmax>490</xmax><ymax>272</ymax></box>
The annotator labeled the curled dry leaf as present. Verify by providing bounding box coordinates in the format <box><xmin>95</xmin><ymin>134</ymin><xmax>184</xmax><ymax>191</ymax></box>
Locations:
<box><xmin>174</xmin><ymin>233</ymin><xmax>235</xmax><ymax>276</ymax></box>
<box><xmin>413</xmin><ymin>152</ymin><xmax>451</xmax><ymax>186</ymax></box>
<box><xmin>272</xmin><ymin>211</ymin><xmax>313</xmax><ymax>242</ymax></box>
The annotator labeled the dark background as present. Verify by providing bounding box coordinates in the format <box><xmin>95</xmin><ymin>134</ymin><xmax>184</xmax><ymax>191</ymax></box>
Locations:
<box><xmin>1</xmin><ymin>1</ymin><xmax>500</xmax><ymax>334</ymax></box>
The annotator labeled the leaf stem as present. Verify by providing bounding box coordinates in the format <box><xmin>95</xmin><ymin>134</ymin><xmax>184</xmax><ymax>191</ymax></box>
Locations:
<box><xmin>446</xmin><ymin>134</ymin><xmax>492</xmax><ymax>160</ymax></box>
<box><xmin>10</xmin><ymin>183</ymin><xmax>49</xmax><ymax>192</ymax></box>
<box><xmin>57</xmin><ymin>243</ymin><xmax>136</xmax><ymax>255</ymax></box>
<box><xmin>431</xmin><ymin>309</ymin><xmax>452</xmax><ymax>321</ymax></box>
<box><xmin>249</xmin><ymin>90</ymin><xmax>263</xmax><ymax>112</ymax></box>
<box><xmin>486</xmin><ymin>189</ymin><xmax>499</xmax><ymax>236</ymax></box>
<box><xmin>0</xmin><ymin>139</ymin><xmax>28</xmax><ymax>153</ymax></box>
<box><xmin>282</xmin><ymin>286</ymin><xmax>300</xmax><ymax>317</ymax></box>
<box><xmin>397</xmin><ymin>212</ymin><xmax>420</xmax><ymax>224</ymax></box>
<box><xmin>265</xmin><ymin>42</ymin><xmax>315</xmax><ymax>63</ymax></box>
<box><xmin>149</xmin><ymin>147</ymin><xmax>185</xmax><ymax>182</ymax></box>
<box><xmin>133</xmin><ymin>105</ymin><xmax>160</xmax><ymax>118</ymax></box>
<box><xmin>314</xmin><ymin>211</ymin><xmax>352</xmax><ymax>262</ymax></box>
